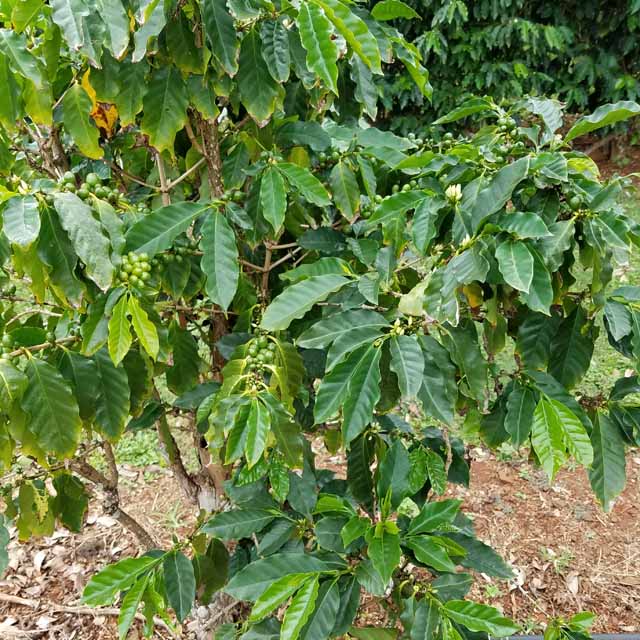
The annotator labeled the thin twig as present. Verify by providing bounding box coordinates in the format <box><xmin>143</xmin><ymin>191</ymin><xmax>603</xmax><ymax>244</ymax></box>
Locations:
<box><xmin>185</xmin><ymin>118</ymin><xmax>203</xmax><ymax>154</ymax></box>
<box><xmin>167</xmin><ymin>157</ymin><xmax>206</xmax><ymax>190</ymax></box>
<box><xmin>261</xmin><ymin>247</ymin><xmax>272</xmax><ymax>300</ymax></box>
<box><xmin>6</xmin><ymin>336</ymin><xmax>79</xmax><ymax>359</ymax></box>
<box><xmin>268</xmin><ymin>247</ymin><xmax>302</xmax><ymax>271</ymax></box>
<box><xmin>240</xmin><ymin>258</ymin><xmax>265</xmax><ymax>272</ymax></box>
<box><xmin>6</xmin><ymin>309</ymin><xmax>62</xmax><ymax>325</ymax></box>
<box><xmin>108</xmin><ymin>161</ymin><xmax>157</xmax><ymax>190</ymax></box>
<box><xmin>155</xmin><ymin>151</ymin><xmax>171</xmax><ymax>206</ymax></box>
<box><xmin>267</xmin><ymin>241</ymin><xmax>298</xmax><ymax>250</ymax></box>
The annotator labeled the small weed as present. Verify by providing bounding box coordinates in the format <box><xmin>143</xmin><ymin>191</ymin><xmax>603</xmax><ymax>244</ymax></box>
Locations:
<box><xmin>540</xmin><ymin>546</ymin><xmax>574</xmax><ymax>575</ymax></box>
<box><xmin>156</xmin><ymin>500</ymin><xmax>185</xmax><ymax>530</ymax></box>
<box><xmin>518</xmin><ymin>467</ymin><xmax>531</xmax><ymax>481</ymax></box>
<box><xmin>483</xmin><ymin>584</ymin><xmax>503</xmax><ymax>599</ymax></box>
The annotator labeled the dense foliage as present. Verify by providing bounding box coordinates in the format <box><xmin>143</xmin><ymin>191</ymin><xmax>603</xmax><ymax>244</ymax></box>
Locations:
<box><xmin>0</xmin><ymin>1</ymin><xmax>639</xmax><ymax>639</ymax></box>
<box><xmin>379</xmin><ymin>0</ymin><xmax>640</xmax><ymax>127</ymax></box>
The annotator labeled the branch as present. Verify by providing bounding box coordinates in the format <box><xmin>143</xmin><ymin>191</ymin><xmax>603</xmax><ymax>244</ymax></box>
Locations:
<box><xmin>156</xmin><ymin>409</ymin><xmax>200</xmax><ymax>505</ymax></box>
<box><xmin>108</xmin><ymin>160</ymin><xmax>158</xmax><ymax>190</ymax></box>
<box><xmin>185</xmin><ymin>117</ymin><xmax>204</xmax><ymax>154</ymax></box>
<box><xmin>261</xmin><ymin>247</ymin><xmax>272</xmax><ymax>300</ymax></box>
<box><xmin>70</xmin><ymin>457</ymin><xmax>157</xmax><ymax>549</ymax></box>
<box><xmin>167</xmin><ymin>156</ymin><xmax>206</xmax><ymax>190</ymax></box>
<box><xmin>155</xmin><ymin>151</ymin><xmax>171</xmax><ymax>206</ymax></box>
<box><xmin>197</xmin><ymin>116</ymin><xmax>225</xmax><ymax>197</ymax></box>
<box><xmin>6</xmin><ymin>336</ymin><xmax>79</xmax><ymax>359</ymax></box>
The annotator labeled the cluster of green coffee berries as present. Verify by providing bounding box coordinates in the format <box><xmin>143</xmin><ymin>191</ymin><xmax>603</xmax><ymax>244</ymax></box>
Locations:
<box><xmin>116</xmin><ymin>252</ymin><xmax>152</xmax><ymax>287</ymax></box>
<box><xmin>56</xmin><ymin>171</ymin><xmax>127</xmax><ymax>205</ymax></box>
<box><xmin>391</xmin><ymin>180</ymin><xmax>419</xmax><ymax>194</ymax></box>
<box><xmin>134</xmin><ymin>201</ymin><xmax>151</xmax><ymax>216</ymax></box>
<box><xmin>219</xmin><ymin>189</ymin><xmax>245</xmax><ymax>204</ymax></box>
<box><xmin>156</xmin><ymin>244</ymin><xmax>196</xmax><ymax>266</ymax></box>
<box><xmin>316</xmin><ymin>150</ymin><xmax>343</xmax><ymax>168</ymax></box>
<box><xmin>407</xmin><ymin>132</ymin><xmax>426</xmax><ymax>146</ymax></box>
<box><xmin>496</xmin><ymin>116</ymin><xmax>517</xmax><ymax>133</ymax></box>
<box><xmin>246</xmin><ymin>335</ymin><xmax>276</xmax><ymax>369</ymax></box>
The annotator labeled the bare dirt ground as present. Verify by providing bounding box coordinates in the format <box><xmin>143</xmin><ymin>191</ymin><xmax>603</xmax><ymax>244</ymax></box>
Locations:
<box><xmin>1</xmin><ymin>445</ymin><xmax>638</xmax><ymax>639</ymax></box>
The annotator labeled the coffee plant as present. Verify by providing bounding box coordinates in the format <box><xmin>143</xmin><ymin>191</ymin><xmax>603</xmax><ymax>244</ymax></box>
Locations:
<box><xmin>0</xmin><ymin>1</ymin><xmax>638</xmax><ymax>639</ymax></box>
<box><xmin>378</xmin><ymin>0</ymin><xmax>640</xmax><ymax>125</ymax></box>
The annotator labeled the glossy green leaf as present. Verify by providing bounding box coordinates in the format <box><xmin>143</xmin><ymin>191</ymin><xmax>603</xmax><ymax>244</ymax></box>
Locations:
<box><xmin>277</xmin><ymin>162</ymin><xmax>331</xmax><ymax>207</ymax></box>
<box><xmin>371</xmin><ymin>0</ymin><xmax>420</xmax><ymax>20</ymax></box>
<box><xmin>141</xmin><ymin>66</ymin><xmax>189</xmax><ymax>154</ymax></box>
<box><xmin>250</xmin><ymin>574</ymin><xmax>310</xmax><ymax>622</ymax></box>
<box><xmin>589</xmin><ymin>411</ymin><xmax>626</xmax><ymax>511</ymax></box>
<box><xmin>11</xmin><ymin>0</ymin><xmax>44</xmax><ymax>33</ymax></box>
<box><xmin>127</xmin><ymin>296</ymin><xmax>159</xmax><ymax>360</ymax></box>
<box><xmin>565</xmin><ymin>101</ymin><xmax>640</xmax><ymax>142</ymax></box>
<box><xmin>498</xmin><ymin>212</ymin><xmax>551</xmax><ymax>239</ymax></box>
<box><xmin>297</xmin><ymin>310</ymin><xmax>388</xmax><ymax>348</ymax></box>
<box><xmin>96</xmin><ymin>0</ymin><xmax>129</xmax><ymax>59</ymax></box>
<box><xmin>433</xmin><ymin>97</ymin><xmax>495</xmax><ymax>124</ymax></box>
<box><xmin>297</xmin><ymin>3</ymin><xmax>338</xmax><ymax>94</ymax></box>
<box><xmin>496</xmin><ymin>239</ymin><xmax>534</xmax><ymax>293</ymax></box>
<box><xmin>202</xmin><ymin>509</ymin><xmax>276</xmax><ymax>540</ymax></box>
<box><xmin>504</xmin><ymin>383</ymin><xmax>536</xmax><ymax>447</ymax></box>
<box><xmin>407</xmin><ymin>499</ymin><xmax>461</xmax><ymax>536</ymax></box>
<box><xmin>425</xmin><ymin>449</ymin><xmax>447</xmax><ymax>495</ymax></box>
<box><xmin>548</xmin><ymin>306</ymin><xmax>595</xmax><ymax>389</ymax></box>
<box><xmin>404</xmin><ymin>536</ymin><xmax>456</xmax><ymax>573</ymax></box>
<box><xmin>237</xmin><ymin>28</ymin><xmax>282</xmax><ymax>126</ymax></box>
<box><xmin>261</xmin><ymin>19</ymin><xmax>290</xmax><ymax>82</ymax></box>
<box><xmin>368</xmin><ymin>527</ymin><xmax>401</xmax><ymax>584</ymax></box>
<box><xmin>530</xmin><ymin>396</ymin><xmax>568</xmax><ymax>479</ymax></box>
<box><xmin>21</xmin><ymin>359</ymin><xmax>81</xmax><ymax>457</ymax></box>
<box><xmin>260</xmin><ymin>166</ymin><xmax>287</xmax><ymax>232</ymax></box>
<box><xmin>62</xmin><ymin>85</ymin><xmax>102</xmax><ymax>159</ymax></box>
<box><xmin>93</xmin><ymin>347</ymin><xmax>130</xmax><ymax>440</ymax></box>
<box><xmin>377</xmin><ymin>439</ymin><xmax>411</xmax><ymax>508</ymax></box>
<box><xmin>418</xmin><ymin>335</ymin><xmax>457</xmax><ymax>424</ymax></box>
<box><xmin>224</xmin><ymin>553</ymin><xmax>333</xmax><ymax>601</ymax></box>
<box><xmin>164</xmin><ymin>551</ymin><xmax>196</xmax><ymax>622</ymax></box>
<box><xmin>443</xmin><ymin>600</ymin><xmax>519</xmax><ymax>636</ymax></box>
<box><xmin>281</xmin><ymin>576</ymin><xmax>320</xmax><ymax>640</ymax></box>
<box><xmin>466</xmin><ymin>157</ymin><xmax>530</xmax><ymax>233</ymax></box>
<box><xmin>125</xmin><ymin>202</ymin><xmax>206</xmax><ymax>257</ymax></box>
<box><xmin>83</xmin><ymin>556</ymin><xmax>158</xmax><ymax>606</ymax></box>
<box><xmin>245</xmin><ymin>398</ymin><xmax>270</xmax><ymax>467</ymax></box>
<box><xmin>301</xmin><ymin>579</ymin><xmax>340</xmax><ymax>640</ymax></box>
<box><xmin>330</xmin><ymin>160</ymin><xmax>360</xmax><ymax>220</ymax></box>
<box><xmin>53</xmin><ymin>192</ymin><xmax>113</xmax><ymax>290</ymax></box>
<box><xmin>114</xmin><ymin>59</ymin><xmax>148</xmax><ymax>126</ymax></box>
<box><xmin>0</xmin><ymin>361</ymin><xmax>28</xmax><ymax>410</ymax></box>
<box><xmin>2</xmin><ymin>195</ymin><xmax>40</xmax><ymax>248</ymax></box>
<box><xmin>520</xmin><ymin>246</ymin><xmax>553</xmax><ymax>314</ymax></box>
<box><xmin>390</xmin><ymin>335</ymin><xmax>424</xmax><ymax>398</ymax></box>
<box><xmin>342</xmin><ymin>344</ymin><xmax>382</xmax><ymax>444</ymax></box>
<box><xmin>201</xmin><ymin>211</ymin><xmax>239</xmax><ymax>311</ymax></box>
<box><xmin>117</xmin><ymin>573</ymin><xmax>149</xmax><ymax>640</ymax></box>
<box><xmin>50</xmin><ymin>0</ymin><xmax>87</xmax><ymax>51</ymax></box>
<box><xmin>202</xmin><ymin>0</ymin><xmax>239</xmax><ymax>75</ymax></box>
<box><xmin>261</xmin><ymin>274</ymin><xmax>350</xmax><ymax>331</ymax></box>
<box><xmin>313</xmin><ymin>0</ymin><xmax>382</xmax><ymax>73</ymax></box>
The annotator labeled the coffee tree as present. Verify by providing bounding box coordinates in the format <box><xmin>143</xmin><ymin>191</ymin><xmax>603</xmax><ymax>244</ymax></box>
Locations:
<box><xmin>0</xmin><ymin>1</ymin><xmax>639</xmax><ymax>639</ymax></box>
